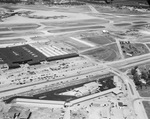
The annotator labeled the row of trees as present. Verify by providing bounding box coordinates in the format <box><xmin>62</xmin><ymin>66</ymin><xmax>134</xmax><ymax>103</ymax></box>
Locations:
<box><xmin>131</xmin><ymin>66</ymin><xmax>150</xmax><ymax>89</ymax></box>
<box><xmin>82</xmin><ymin>0</ymin><xmax>150</xmax><ymax>5</ymax></box>
<box><xmin>0</xmin><ymin>0</ymin><xmax>79</xmax><ymax>4</ymax></box>
<box><xmin>0</xmin><ymin>0</ymin><xmax>149</xmax><ymax>6</ymax></box>
<box><xmin>104</xmin><ymin>0</ymin><xmax>150</xmax><ymax>5</ymax></box>
<box><xmin>0</xmin><ymin>0</ymin><xmax>34</xmax><ymax>4</ymax></box>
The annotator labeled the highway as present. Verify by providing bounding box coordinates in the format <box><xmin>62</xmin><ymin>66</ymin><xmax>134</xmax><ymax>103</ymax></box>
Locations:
<box><xmin>107</xmin><ymin>53</ymin><xmax>150</xmax><ymax>70</ymax></box>
<box><xmin>1</xmin><ymin>54</ymin><xmax>149</xmax><ymax>119</ymax></box>
<box><xmin>1</xmin><ymin>52</ymin><xmax>150</xmax><ymax>100</ymax></box>
<box><xmin>0</xmin><ymin>65</ymin><xmax>110</xmax><ymax>99</ymax></box>
<box><xmin>111</xmin><ymin>67</ymin><xmax>149</xmax><ymax>119</ymax></box>
<box><xmin>8</xmin><ymin>65</ymin><xmax>149</xmax><ymax>119</ymax></box>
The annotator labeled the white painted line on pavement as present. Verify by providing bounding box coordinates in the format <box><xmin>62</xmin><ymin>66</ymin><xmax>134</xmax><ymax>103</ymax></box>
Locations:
<box><xmin>39</xmin><ymin>48</ymin><xmax>50</xmax><ymax>57</ymax></box>
<box><xmin>48</xmin><ymin>46</ymin><xmax>64</xmax><ymax>55</ymax></box>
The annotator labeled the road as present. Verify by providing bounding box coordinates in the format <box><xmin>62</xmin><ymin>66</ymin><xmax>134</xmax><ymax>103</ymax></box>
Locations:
<box><xmin>110</xmin><ymin>67</ymin><xmax>149</xmax><ymax>119</ymax></box>
<box><xmin>0</xmin><ymin>65</ymin><xmax>109</xmax><ymax>99</ymax></box>
<box><xmin>107</xmin><ymin>53</ymin><xmax>150</xmax><ymax>70</ymax></box>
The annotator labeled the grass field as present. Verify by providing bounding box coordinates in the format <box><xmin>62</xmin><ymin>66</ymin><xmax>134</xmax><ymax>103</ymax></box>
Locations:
<box><xmin>0</xmin><ymin>24</ymin><xmax>40</xmax><ymax>32</ymax></box>
<box><xmin>85</xmin><ymin>48</ymin><xmax>117</xmax><ymax>61</ymax></box>
<box><xmin>132</xmin><ymin>21</ymin><xmax>148</xmax><ymax>24</ymax></box>
<box><xmin>113</xmin><ymin>23</ymin><xmax>132</xmax><ymax>27</ymax></box>
<box><xmin>82</xmin><ymin>43</ymin><xmax>120</xmax><ymax>61</ymax></box>
<box><xmin>48</xmin><ymin>25</ymin><xmax>105</xmax><ymax>33</ymax></box>
<box><xmin>138</xmin><ymin>86</ymin><xmax>150</xmax><ymax>97</ymax></box>
<box><xmin>130</xmin><ymin>24</ymin><xmax>149</xmax><ymax>29</ymax></box>
<box><xmin>121</xmin><ymin>43</ymin><xmax>149</xmax><ymax>58</ymax></box>
<box><xmin>81</xmin><ymin>35</ymin><xmax>112</xmax><ymax>45</ymax></box>
<box><xmin>142</xmin><ymin>101</ymin><xmax>150</xmax><ymax>119</ymax></box>
<box><xmin>0</xmin><ymin>38</ymin><xmax>26</xmax><ymax>44</ymax></box>
<box><xmin>0</xmin><ymin>31</ymin><xmax>43</xmax><ymax>38</ymax></box>
<box><xmin>0</xmin><ymin>23</ymin><xmax>39</xmax><ymax>27</ymax></box>
<box><xmin>87</xmin><ymin>48</ymin><xmax>112</xmax><ymax>60</ymax></box>
<box><xmin>11</xmin><ymin>26</ymin><xmax>39</xmax><ymax>31</ymax></box>
<box><xmin>0</xmin><ymin>28</ymin><xmax>10</xmax><ymax>32</ymax></box>
<box><xmin>64</xmin><ymin>38</ymin><xmax>91</xmax><ymax>51</ymax></box>
<box><xmin>134</xmin><ymin>43</ymin><xmax>150</xmax><ymax>53</ymax></box>
<box><xmin>105</xmin><ymin>50</ymin><xmax>117</xmax><ymax>61</ymax></box>
<box><xmin>41</xmin><ymin>19</ymin><xmax>109</xmax><ymax>27</ymax></box>
<box><xmin>137</xmin><ymin>36</ymin><xmax>150</xmax><ymax>42</ymax></box>
<box><xmin>146</xmin><ymin>43</ymin><xmax>150</xmax><ymax>49</ymax></box>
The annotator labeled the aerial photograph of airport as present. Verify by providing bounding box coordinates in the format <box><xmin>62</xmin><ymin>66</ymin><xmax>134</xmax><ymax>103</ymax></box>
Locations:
<box><xmin>1</xmin><ymin>0</ymin><xmax>150</xmax><ymax>119</ymax></box>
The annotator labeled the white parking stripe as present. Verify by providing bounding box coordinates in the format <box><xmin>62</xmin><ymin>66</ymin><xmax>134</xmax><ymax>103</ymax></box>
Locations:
<box><xmin>42</xmin><ymin>47</ymin><xmax>55</xmax><ymax>57</ymax></box>
<box><xmin>44</xmin><ymin>47</ymin><xmax>58</xmax><ymax>56</ymax></box>
<box><xmin>48</xmin><ymin>46</ymin><xmax>64</xmax><ymax>55</ymax></box>
<box><xmin>42</xmin><ymin>47</ymin><xmax>56</xmax><ymax>56</ymax></box>
<box><xmin>29</xmin><ymin>46</ymin><xmax>51</xmax><ymax>57</ymax></box>
<box><xmin>39</xmin><ymin>48</ymin><xmax>50</xmax><ymax>57</ymax></box>
<box><xmin>52</xmin><ymin>46</ymin><xmax>67</xmax><ymax>54</ymax></box>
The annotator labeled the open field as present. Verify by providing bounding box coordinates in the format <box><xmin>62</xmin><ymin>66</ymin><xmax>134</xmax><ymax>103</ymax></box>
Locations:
<box><xmin>63</xmin><ymin>39</ymin><xmax>91</xmax><ymax>51</ymax></box>
<box><xmin>42</xmin><ymin>19</ymin><xmax>109</xmax><ymax>27</ymax></box>
<box><xmin>120</xmin><ymin>42</ymin><xmax>150</xmax><ymax>58</ymax></box>
<box><xmin>0</xmin><ymin>38</ymin><xmax>26</xmax><ymax>44</ymax></box>
<box><xmin>0</xmin><ymin>23</ymin><xmax>39</xmax><ymax>27</ymax></box>
<box><xmin>142</xmin><ymin>101</ymin><xmax>150</xmax><ymax>119</ymax></box>
<box><xmin>0</xmin><ymin>27</ymin><xmax>10</xmax><ymax>31</ymax></box>
<box><xmin>146</xmin><ymin>43</ymin><xmax>150</xmax><ymax>48</ymax></box>
<box><xmin>0</xmin><ymin>24</ymin><xmax>40</xmax><ymax>32</ymax></box>
<box><xmin>137</xmin><ymin>36</ymin><xmax>150</xmax><ymax>42</ymax></box>
<box><xmin>138</xmin><ymin>87</ymin><xmax>150</xmax><ymax>97</ymax></box>
<box><xmin>0</xmin><ymin>31</ymin><xmax>43</xmax><ymax>38</ymax></box>
<box><xmin>113</xmin><ymin>23</ymin><xmax>132</xmax><ymax>27</ymax></box>
<box><xmin>81</xmin><ymin>43</ymin><xmax>120</xmax><ymax>61</ymax></box>
<box><xmin>48</xmin><ymin>25</ymin><xmax>105</xmax><ymax>33</ymax></box>
<box><xmin>81</xmin><ymin>35</ymin><xmax>113</xmax><ymax>45</ymax></box>
<box><xmin>130</xmin><ymin>24</ymin><xmax>150</xmax><ymax>29</ymax></box>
